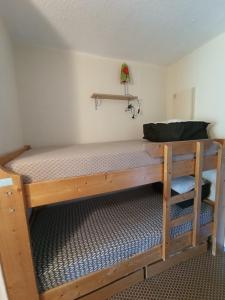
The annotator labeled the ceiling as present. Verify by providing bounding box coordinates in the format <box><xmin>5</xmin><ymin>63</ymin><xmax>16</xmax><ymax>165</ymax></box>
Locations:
<box><xmin>1</xmin><ymin>0</ymin><xmax>225</xmax><ymax>65</ymax></box>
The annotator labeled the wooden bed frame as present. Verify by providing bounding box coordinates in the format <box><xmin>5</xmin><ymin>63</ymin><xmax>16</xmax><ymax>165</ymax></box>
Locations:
<box><xmin>0</xmin><ymin>139</ymin><xmax>225</xmax><ymax>300</ymax></box>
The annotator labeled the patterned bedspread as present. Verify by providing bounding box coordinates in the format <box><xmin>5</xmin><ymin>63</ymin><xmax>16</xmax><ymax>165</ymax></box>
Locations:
<box><xmin>6</xmin><ymin>140</ymin><xmax>217</xmax><ymax>184</ymax></box>
<box><xmin>6</xmin><ymin>140</ymin><xmax>157</xmax><ymax>183</ymax></box>
<box><xmin>30</xmin><ymin>186</ymin><xmax>213</xmax><ymax>292</ymax></box>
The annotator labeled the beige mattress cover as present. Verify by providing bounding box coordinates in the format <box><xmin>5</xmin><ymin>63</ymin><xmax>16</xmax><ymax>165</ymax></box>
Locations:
<box><xmin>6</xmin><ymin>140</ymin><xmax>217</xmax><ymax>184</ymax></box>
<box><xmin>6</xmin><ymin>140</ymin><xmax>161</xmax><ymax>183</ymax></box>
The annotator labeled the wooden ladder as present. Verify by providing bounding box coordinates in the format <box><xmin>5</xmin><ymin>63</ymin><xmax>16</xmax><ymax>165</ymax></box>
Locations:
<box><xmin>162</xmin><ymin>142</ymin><xmax>204</xmax><ymax>260</ymax></box>
<box><xmin>162</xmin><ymin>140</ymin><xmax>225</xmax><ymax>259</ymax></box>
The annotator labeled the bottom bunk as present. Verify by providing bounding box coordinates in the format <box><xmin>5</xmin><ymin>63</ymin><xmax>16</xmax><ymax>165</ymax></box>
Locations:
<box><xmin>30</xmin><ymin>185</ymin><xmax>213</xmax><ymax>297</ymax></box>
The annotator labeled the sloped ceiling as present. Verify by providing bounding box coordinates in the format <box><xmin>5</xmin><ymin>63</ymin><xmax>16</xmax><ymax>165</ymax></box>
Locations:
<box><xmin>1</xmin><ymin>0</ymin><xmax>225</xmax><ymax>65</ymax></box>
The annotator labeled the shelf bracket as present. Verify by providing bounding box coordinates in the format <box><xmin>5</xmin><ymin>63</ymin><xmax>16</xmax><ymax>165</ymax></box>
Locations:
<box><xmin>94</xmin><ymin>98</ymin><xmax>101</xmax><ymax>110</ymax></box>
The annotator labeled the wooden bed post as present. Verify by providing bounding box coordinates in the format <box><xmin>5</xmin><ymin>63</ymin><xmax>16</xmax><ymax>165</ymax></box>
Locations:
<box><xmin>192</xmin><ymin>141</ymin><xmax>204</xmax><ymax>247</ymax></box>
<box><xmin>0</xmin><ymin>166</ymin><xmax>39</xmax><ymax>300</ymax></box>
<box><xmin>212</xmin><ymin>141</ymin><xmax>225</xmax><ymax>255</ymax></box>
<box><xmin>162</xmin><ymin>144</ymin><xmax>172</xmax><ymax>260</ymax></box>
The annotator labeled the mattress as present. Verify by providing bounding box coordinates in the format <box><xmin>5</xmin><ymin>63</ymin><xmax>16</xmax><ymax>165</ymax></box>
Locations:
<box><xmin>30</xmin><ymin>186</ymin><xmax>213</xmax><ymax>292</ymax></box>
<box><xmin>6</xmin><ymin>140</ymin><xmax>157</xmax><ymax>183</ymax></box>
<box><xmin>5</xmin><ymin>140</ymin><xmax>217</xmax><ymax>184</ymax></box>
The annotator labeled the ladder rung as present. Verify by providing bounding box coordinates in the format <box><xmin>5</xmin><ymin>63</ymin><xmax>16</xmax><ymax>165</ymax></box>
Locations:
<box><xmin>171</xmin><ymin>213</ymin><xmax>194</xmax><ymax>227</ymax></box>
<box><xmin>170</xmin><ymin>191</ymin><xmax>195</xmax><ymax>205</ymax></box>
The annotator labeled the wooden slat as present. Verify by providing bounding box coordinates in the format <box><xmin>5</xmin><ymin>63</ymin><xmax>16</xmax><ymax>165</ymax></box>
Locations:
<box><xmin>0</xmin><ymin>168</ymin><xmax>39</xmax><ymax>300</ymax></box>
<box><xmin>172</xmin><ymin>139</ymin><xmax>212</xmax><ymax>156</ymax></box>
<box><xmin>25</xmin><ymin>164</ymin><xmax>163</xmax><ymax>208</ymax></box>
<box><xmin>170</xmin><ymin>191</ymin><xmax>195</xmax><ymax>205</ymax></box>
<box><xmin>162</xmin><ymin>144</ymin><xmax>172</xmax><ymax>260</ymax></box>
<box><xmin>170</xmin><ymin>222</ymin><xmax>213</xmax><ymax>254</ymax></box>
<box><xmin>192</xmin><ymin>142</ymin><xmax>204</xmax><ymax>246</ymax></box>
<box><xmin>145</xmin><ymin>139</ymin><xmax>214</xmax><ymax>158</ymax></box>
<box><xmin>203</xmin><ymin>199</ymin><xmax>215</xmax><ymax>207</ymax></box>
<box><xmin>0</xmin><ymin>145</ymin><xmax>30</xmax><ymax>166</ymax></box>
<box><xmin>202</xmin><ymin>155</ymin><xmax>218</xmax><ymax>171</ymax></box>
<box><xmin>170</xmin><ymin>232</ymin><xmax>192</xmax><ymax>254</ymax></box>
<box><xmin>212</xmin><ymin>142</ymin><xmax>225</xmax><ymax>255</ymax></box>
<box><xmin>40</xmin><ymin>245</ymin><xmax>161</xmax><ymax>300</ymax></box>
<box><xmin>199</xmin><ymin>222</ymin><xmax>213</xmax><ymax>240</ymax></box>
<box><xmin>171</xmin><ymin>213</ymin><xmax>193</xmax><ymax>227</ymax></box>
<box><xmin>172</xmin><ymin>140</ymin><xmax>199</xmax><ymax>155</ymax></box>
<box><xmin>172</xmin><ymin>155</ymin><xmax>217</xmax><ymax>178</ymax></box>
<box><xmin>79</xmin><ymin>270</ymin><xmax>144</xmax><ymax>300</ymax></box>
<box><xmin>146</xmin><ymin>243</ymin><xmax>207</xmax><ymax>279</ymax></box>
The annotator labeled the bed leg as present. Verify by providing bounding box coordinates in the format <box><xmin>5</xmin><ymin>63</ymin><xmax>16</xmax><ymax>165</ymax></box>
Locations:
<box><xmin>0</xmin><ymin>167</ymin><xmax>39</xmax><ymax>300</ymax></box>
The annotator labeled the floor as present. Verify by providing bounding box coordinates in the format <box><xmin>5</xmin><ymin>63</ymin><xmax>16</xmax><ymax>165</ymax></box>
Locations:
<box><xmin>111</xmin><ymin>250</ymin><xmax>225</xmax><ymax>300</ymax></box>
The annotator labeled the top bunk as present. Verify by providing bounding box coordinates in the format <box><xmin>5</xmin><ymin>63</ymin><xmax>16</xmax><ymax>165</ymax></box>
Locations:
<box><xmin>0</xmin><ymin>138</ymin><xmax>224</xmax><ymax>208</ymax></box>
<box><xmin>5</xmin><ymin>140</ymin><xmax>159</xmax><ymax>184</ymax></box>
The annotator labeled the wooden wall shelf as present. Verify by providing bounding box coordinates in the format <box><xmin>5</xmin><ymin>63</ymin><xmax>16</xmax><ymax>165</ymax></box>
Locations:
<box><xmin>91</xmin><ymin>93</ymin><xmax>138</xmax><ymax>101</ymax></box>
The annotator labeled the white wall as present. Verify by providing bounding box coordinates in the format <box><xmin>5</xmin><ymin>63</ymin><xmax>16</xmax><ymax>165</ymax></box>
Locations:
<box><xmin>166</xmin><ymin>31</ymin><xmax>225</xmax><ymax>138</ymax></box>
<box><xmin>0</xmin><ymin>17</ymin><xmax>23</xmax><ymax>300</ymax></box>
<box><xmin>0</xmin><ymin>20</ymin><xmax>23</xmax><ymax>155</ymax></box>
<box><xmin>15</xmin><ymin>45</ymin><xmax>166</xmax><ymax>147</ymax></box>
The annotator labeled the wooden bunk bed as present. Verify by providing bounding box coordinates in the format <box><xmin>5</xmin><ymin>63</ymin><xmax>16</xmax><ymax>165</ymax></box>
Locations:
<box><xmin>0</xmin><ymin>139</ymin><xmax>224</xmax><ymax>300</ymax></box>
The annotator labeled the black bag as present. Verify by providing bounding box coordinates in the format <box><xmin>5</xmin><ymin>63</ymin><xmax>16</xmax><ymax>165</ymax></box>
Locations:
<box><xmin>143</xmin><ymin>121</ymin><xmax>209</xmax><ymax>142</ymax></box>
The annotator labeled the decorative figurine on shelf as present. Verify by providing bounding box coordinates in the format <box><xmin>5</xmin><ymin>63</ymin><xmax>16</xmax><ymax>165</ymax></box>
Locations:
<box><xmin>120</xmin><ymin>63</ymin><xmax>130</xmax><ymax>95</ymax></box>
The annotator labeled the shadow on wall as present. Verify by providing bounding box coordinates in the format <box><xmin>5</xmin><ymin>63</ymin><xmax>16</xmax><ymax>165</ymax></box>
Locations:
<box><xmin>0</xmin><ymin>0</ymin><xmax>80</xmax><ymax>147</ymax></box>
